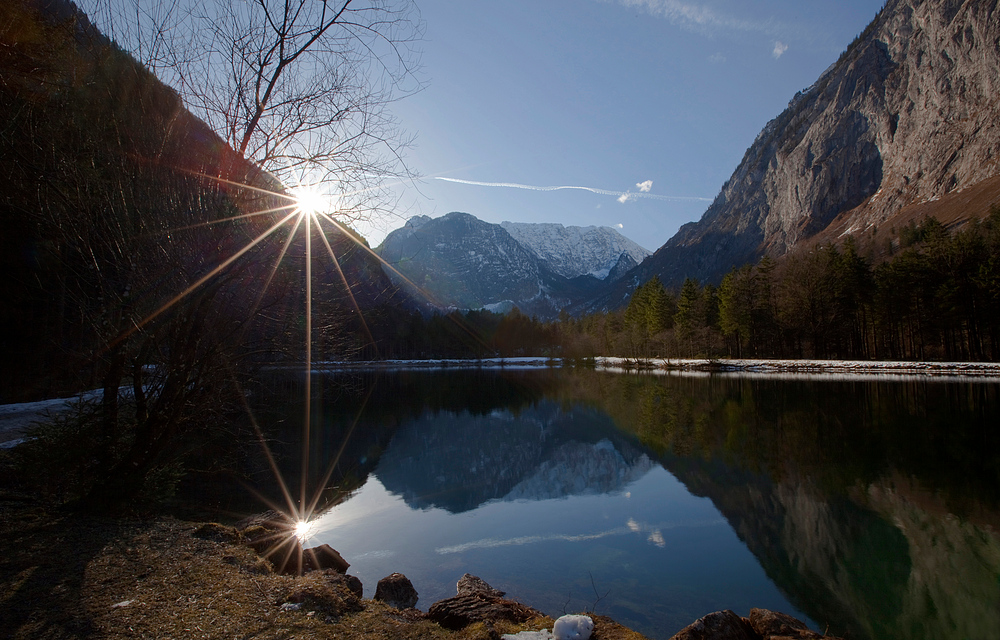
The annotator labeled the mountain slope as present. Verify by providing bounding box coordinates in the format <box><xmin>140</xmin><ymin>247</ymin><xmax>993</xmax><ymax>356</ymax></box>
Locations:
<box><xmin>0</xmin><ymin>0</ymin><xmax>411</xmax><ymax>397</ymax></box>
<box><xmin>499</xmin><ymin>221</ymin><xmax>650</xmax><ymax>279</ymax></box>
<box><xmin>619</xmin><ymin>0</ymin><xmax>1000</xmax><ymax>294</ymax></box>
<box><xmin>376</xmin><ymin>213</ymin><xmax>642</xmax><ymax>317</ymax></box>
<box><xmin>376</xmin><ymin>212</ymin><xmax>548</xmax><ymax>311</ymax></box>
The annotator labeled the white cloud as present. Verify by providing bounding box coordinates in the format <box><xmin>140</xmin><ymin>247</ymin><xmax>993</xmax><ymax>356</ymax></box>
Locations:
<box><xmin>708</xmin><ymin>52</ymin><xmax>726</xmax><ymax>64</ymax></box>
<box><xmin>772</xmin><ymin>41</ymin><xmax>788</xmax><ymax>58</ymax></box>
<box><xmin>610</xmin><ymin>0</ymin><xmax>780</xmax><ymax>37</ymax></box>
<box><xmin>636</xmin><ymin>180</ymin><xmax>653</xmax><ymax>192</ymax></box>
<box><xmin>618</xmin><ymin>193</ymin><xmax>631</xmax><ymax>204</ymax></box>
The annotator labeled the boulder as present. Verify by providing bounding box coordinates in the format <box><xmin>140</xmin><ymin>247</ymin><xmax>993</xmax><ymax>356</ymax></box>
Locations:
<box><xmin>427</xmin><ymin>576</ymin><xmax>543</xmax><ymax>630</ymax></box>
<box><xmin>748</xmin><ymin>609</ymin><xmax>840</xmax><ymax>640</ymax></box>
<box><xmin>342</xmin><ymin>574</ymin><xmax>364</xmax><ymax>599</ymax></box>
<box><xmin>669</xmin><ymin>610</ymin><xmax>758</xmax><ymax>640</ymax></box>
<box><xmin>282</xmin><ymin>569</ymin><xmax>364</xmax><ymax>619</ymax></box>
<box><xmin>457</xmin><ymin>573</ymin><xmax>506</xmax><ymax>598</ymax></box>
<box><xmin>374</xmin><ymin>573</ymin><xmax>419</xmax><ymax>610</ymax></box>
<box><xmin>302</xmin><ymin>544</ymin><xmax>350</xmax><ymax>574</ymax></box>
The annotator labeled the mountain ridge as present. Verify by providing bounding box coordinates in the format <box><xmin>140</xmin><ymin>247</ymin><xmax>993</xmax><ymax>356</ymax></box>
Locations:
<box><xmin>376</xmin><ymin>212</ymin><xmax>646</xmax><ymax>317</ymax></box>
<box><xmin>499</xmin><ymin>221</ymin><xmax>651</xmax><ymax>280</ymax></box>
<box><xmin>597</xmin><ymin>0</ymin><xmax>1000</xmax><ymax>304</ymax></box>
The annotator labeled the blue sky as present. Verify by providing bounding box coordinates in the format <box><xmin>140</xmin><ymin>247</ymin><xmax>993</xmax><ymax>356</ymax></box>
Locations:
<box><xmin>360</xmin><ymin>0</ymin><xmax>886</xmax><ymax>251</ymax></box>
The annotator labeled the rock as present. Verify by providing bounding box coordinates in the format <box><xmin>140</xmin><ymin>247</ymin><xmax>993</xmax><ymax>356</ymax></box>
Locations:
<box><xmin>236</xmin><ymin>511</ymin><xmax>301</xmax><ymax>567</ymax></box>
<box><xmin>457</xmin><ymin>573</ymin><xmax>506</xmax><ymax>598</ymax></box>
<box><xmin>749</xmin><ymin>608</ymin><xmax>838</xmax><ymax>640</ymax></box>
<box><xmin>283</xmin><ymin>570</ymin><xmax>364</xmax><ymax>618</ymax></box>
<box><xmin>553</xmin><ymin>614</ymin><xmax>594</xmax><ymax>640</ymax></box>
<box><xmin>234</xmin><ymin>510</ymin><xmax>293</xmax><ymax>533</ymax></box>
<box><xmin>427</xmin><ymin>578</ymin><xmax>544</xmax><ymax>632</ymax></box>
<box><xmin>301</xmin><ymin>544</ymin><xmax>350</xmax><ymax>574</ymax></box>
<box><xmin>240</xmin><ymin>524</ymin><xmax>303</xmax><ymax>574</ymax></box>
<box><xmin>669</xmin><ymin>610</ymin><xmax>758</xmax><ymax>640</ymax></box>
<box><xmin>192</xmin><ymin>522</ymin><xmax>240</xmax><ymax>544</ymax></box>
<box><xmin>342</xmin><ymin>574</ymin><xmax>363</xmax><ymax>599</ymax></box>
<box><xmin>374</xmin><ymin>573</ymin><xmax>418</xmax><ymax>610</ymax></box>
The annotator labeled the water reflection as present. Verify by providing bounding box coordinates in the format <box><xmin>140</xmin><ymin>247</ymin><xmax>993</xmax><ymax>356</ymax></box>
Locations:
<box><xmin>375</xmin><ymin>402</ymin><xmax>653</xmax><ymax>512</ymax></box>
<box><xmin>251</xmin><ymin>369</ymin><xmax>1000</xmax><ymax>640</ymax></box>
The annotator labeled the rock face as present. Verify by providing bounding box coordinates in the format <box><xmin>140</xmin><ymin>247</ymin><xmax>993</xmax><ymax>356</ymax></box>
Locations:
<box><xmin>621</xmin><ymin>0</ymin><xmax>1000</xmax><ymax>291</ymax></box>
<box><xmin>499</xmin><ymin>221</ymin><xmax>650</xmax><ymax>280</ymax></box>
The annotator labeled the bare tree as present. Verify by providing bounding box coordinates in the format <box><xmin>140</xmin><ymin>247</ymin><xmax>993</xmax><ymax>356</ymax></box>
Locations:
<box><xmin>4</xmin><ymin>0</ymin><xmax>420</xmax><ymax>509</ymax></box>
<box><xmin>85</xmin><ymin>0</ymin><xmax>423</xmax><ymax>223</ymax></box>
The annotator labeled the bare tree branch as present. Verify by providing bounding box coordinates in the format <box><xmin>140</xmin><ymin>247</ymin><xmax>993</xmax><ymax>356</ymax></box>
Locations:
<box><xmin>82</xmin><ymin>0</ymin><xmax>424</xmax><ymax>221</ymax></box>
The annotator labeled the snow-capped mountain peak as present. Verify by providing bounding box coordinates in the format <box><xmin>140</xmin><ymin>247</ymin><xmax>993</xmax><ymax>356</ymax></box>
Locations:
<box><xmin>499</xmin><ymin>221</ymin><xmax>650</xmax><ymax>280</ymax></box>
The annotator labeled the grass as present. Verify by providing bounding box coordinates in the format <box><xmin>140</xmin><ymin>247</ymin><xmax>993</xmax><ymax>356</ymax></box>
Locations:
<box><xmin>0</xmin><ymin>489</ymin><xmax>649</xmax><ymax>640</ymax></box>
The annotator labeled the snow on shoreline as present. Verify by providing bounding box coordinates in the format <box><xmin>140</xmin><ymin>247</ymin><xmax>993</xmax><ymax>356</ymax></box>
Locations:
<box><xmin>594</xmin><ymin>357</ymin><xmax>1000</xmax><ymax>379</ymax></box>
<box><xmin>5</xmin><ymin>358</ymin><xmax>998</xmax><ymax>447</ymax></box>
<box><xmin>280</xmin><ymin>356</ymin><xmax>1000</xmax><ymax>379</ymax></box>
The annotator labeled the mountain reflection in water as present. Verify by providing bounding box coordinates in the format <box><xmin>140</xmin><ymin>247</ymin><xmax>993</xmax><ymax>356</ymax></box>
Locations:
<box><xmin>375</xmin><ymin>402</ymin><xmax>653</xmax><ymax>512</ymax></box>
<box><xmin>252</xmin><ymin>369</ymin><xmax>1000</xmax><ymax>640</ymax></box>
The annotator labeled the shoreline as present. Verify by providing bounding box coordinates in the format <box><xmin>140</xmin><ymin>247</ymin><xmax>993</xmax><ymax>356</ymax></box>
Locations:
<box><xmin>0</xmin><ymin>499</ymin><xmax>839</xmax><ymax>640</ymax></box>
<box><xmin>4</xmin><ymin>358</ymin><xmax>998</xmax><ymax>446</ymax></box>
<box><xmin>274</xmin><ymin>356</ymin><xmax>1000</xmax><ymax>378</ymax></box>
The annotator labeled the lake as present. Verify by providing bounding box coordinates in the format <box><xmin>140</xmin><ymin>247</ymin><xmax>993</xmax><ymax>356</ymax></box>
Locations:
<box><xmin>246</xmin><ymin>367</ymin><xmax>1000</xmax><ymax>640</ymax></box>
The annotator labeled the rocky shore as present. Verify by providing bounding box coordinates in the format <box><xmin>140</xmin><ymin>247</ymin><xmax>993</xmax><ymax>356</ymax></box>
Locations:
<box><xmin>205</xmin><ymin>512</ymin><xmax>845</xmax><ymax>640</ymax></box>
<box><xmin>0</xmin><ymin>496</ymin><xmax>845</xmax><ymax>640</ymax></box>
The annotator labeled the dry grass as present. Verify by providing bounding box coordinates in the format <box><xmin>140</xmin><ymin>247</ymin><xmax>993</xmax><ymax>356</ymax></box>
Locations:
<box><xmin>0</xmin><ymin>493</ymin><xmax>649</xmax><ymax>640</ymax></box>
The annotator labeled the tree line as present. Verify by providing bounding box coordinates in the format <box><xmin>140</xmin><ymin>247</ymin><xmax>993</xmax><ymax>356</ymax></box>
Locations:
<box><xmin>374</xmin><ymin>208</ymin><xmax>1000</xmax><ymax>362</ymax></box>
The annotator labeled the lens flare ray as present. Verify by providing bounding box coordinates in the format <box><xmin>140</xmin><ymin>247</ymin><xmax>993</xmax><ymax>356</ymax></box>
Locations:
<box><xmin>108</xmin><ymin>209</ymin><xmax>299</xmax><ymax>350</ymax></box>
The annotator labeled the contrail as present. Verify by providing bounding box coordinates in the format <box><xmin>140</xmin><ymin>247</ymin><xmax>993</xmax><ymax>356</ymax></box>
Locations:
<box><xmin>435</xmin><ymin>177</ymin><xmax>712</xmax><ymax>203</ymax></box>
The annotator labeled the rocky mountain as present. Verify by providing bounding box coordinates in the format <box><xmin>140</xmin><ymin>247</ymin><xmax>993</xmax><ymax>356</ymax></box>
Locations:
<box><xmin>606</xmin><ymin>0</ymin><xmax>1000</xmax><ymax>298</ymax></box>
<box><xmin>376</xmin><ymin>212</ymin><xmax>645</xmax><ymax>317</ymax></box>
<box><xmin>499</xmin><ymin>221</ymin><xmax>650</xmax><ymax>280</ymax></box>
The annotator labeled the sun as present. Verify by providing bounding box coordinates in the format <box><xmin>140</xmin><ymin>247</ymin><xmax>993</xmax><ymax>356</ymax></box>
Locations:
<box><xmin>294</xmin><ymin>519</ymin><xmax>314</xmax><ymax>543</ymax></box>
<box><xmin>291</xmin><ymin>184</ymin><xmax>328</xmax><ymax>217</ymax></box>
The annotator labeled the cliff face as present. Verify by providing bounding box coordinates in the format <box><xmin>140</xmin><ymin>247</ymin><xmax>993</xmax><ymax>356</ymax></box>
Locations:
<box><xmin>636</xmin><ymin>0</ymin><xmax>1000</xmax><ymax>289</ymax></box>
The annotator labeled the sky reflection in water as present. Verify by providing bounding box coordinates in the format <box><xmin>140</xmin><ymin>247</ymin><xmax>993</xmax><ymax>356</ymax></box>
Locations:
<box><xmin>306</xmin><ymin>398</ymin><xmax>811</xmax><ymax>637</ymax></box>
<box><xmin>269</xmin><ymin>370</ymin><xmax>1000</xmax><ymax>640</ymax></box>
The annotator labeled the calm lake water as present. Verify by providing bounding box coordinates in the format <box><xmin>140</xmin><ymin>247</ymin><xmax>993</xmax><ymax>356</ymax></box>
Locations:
<box><xmin>248</xmin><ymin>368</ymin><xmax>1000</xmax><ymax>640</ymax></box>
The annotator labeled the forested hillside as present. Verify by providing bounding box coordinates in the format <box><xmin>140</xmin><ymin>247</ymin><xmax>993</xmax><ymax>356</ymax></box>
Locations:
<box><xmin>0</xmin><ymin>0</ymin><xmax>414</xmax><ymax>506</ymax></box>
